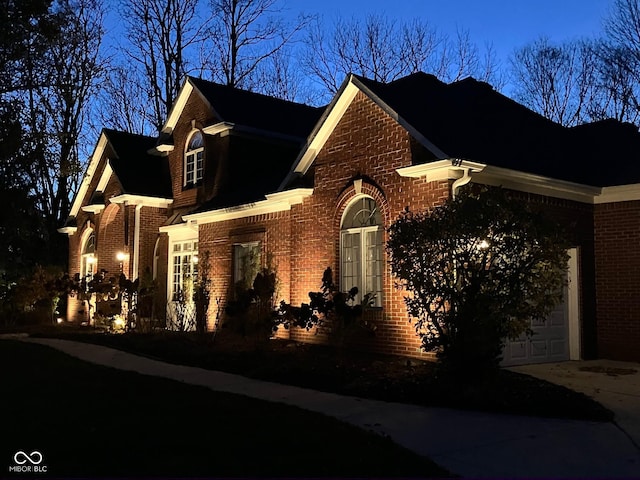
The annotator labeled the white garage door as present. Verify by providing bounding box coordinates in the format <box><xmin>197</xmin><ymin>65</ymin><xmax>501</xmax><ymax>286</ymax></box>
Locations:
<box><xmin>502</xmin><ymin>248</ymin><xmax>580</xmax><ymax>367</ymax></box>
<box><xmin>501</xmin><ymin>292</ymin><xmax>569</xmax><ymax>367</ymax></box>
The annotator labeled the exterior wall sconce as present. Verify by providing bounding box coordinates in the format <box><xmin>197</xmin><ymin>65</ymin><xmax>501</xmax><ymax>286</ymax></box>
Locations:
<box><xmin>116</xmin><ymin>251</ymin><xmax>129</xmax><ymax>274</ymax></box>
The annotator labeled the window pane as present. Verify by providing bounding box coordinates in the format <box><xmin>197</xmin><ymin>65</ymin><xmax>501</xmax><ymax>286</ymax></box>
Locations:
<box><xmin>341</xmin><ymin>232</ymin><xmax>360</xmax><ymax>297</ymax></box>
<box><xmin>196</xmin><ymin>151</ymin><xmax>204</xmax><ymax>181</ymax></box>
<box><xmin>171</xmin><ymin>241</ymin><xmax>198</xmax><ymax>301</ymax></box>
<box><xmin>234</xmin><ymin>243</ymin><xmax>260</xmax><ymax>289</ymax></box>
<box><xmin>188</xmin><ymin>131</ymin><xmax>204</xmax><ymax>150</ymax></box>
<box><xmin>342</xmin><ymin>197</ymin><xmax>382</xmax><ymax>229</ymax></box>
<box><xmin>185</xmin><ymin>153</ymin><xmax>195</xmax><ymax>184</ymax></box>
<box><xmin>364</xmin><ymin>230</ymin><xmax>383</xmax><ymax>307</ymax></box>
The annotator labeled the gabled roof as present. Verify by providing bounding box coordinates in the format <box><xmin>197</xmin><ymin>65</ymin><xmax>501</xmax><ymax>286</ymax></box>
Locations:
<box><xmin>65</xmin><ymin>129</ymin><xmax>172</xmax><ymax>225</ymax></box>
<box><xmin>283</xmin><ymin>72</ymin><xmax>640</xmax><ymax>189</ymax></box>
<box><xmin>103</xmin><ymin>129</ymin><xmax>172</xmax><ymax>198</ymax></box>
<box><xmin>192</xmin><ymin>134</ymin><xmax>302</xmax><ymax>213</ymax></box>
<box><xmin>163</xmin><ymin>76</ymin><xmax>324</xmax><ymax>140</ymax></box>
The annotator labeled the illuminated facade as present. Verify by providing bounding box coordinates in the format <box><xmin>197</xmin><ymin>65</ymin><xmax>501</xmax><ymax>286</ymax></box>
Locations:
<box><xmin>61</xmin><ymin>73</ymin><xmax>640</xmax><ymax>363</ymax></box>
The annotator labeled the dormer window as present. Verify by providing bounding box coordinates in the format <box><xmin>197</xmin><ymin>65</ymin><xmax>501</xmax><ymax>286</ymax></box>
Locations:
<box><xmin>184</xmin><ymin>131</ymin><xmax>204</xmax><ymax>186</ymax></box>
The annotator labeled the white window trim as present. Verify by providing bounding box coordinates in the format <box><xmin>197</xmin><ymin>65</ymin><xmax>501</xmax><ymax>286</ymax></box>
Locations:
<box><xmin>184</xmin><ymin>130</ymin><xmax>204</xmax><ymax>187</ymax></box>
<box><xmin>168</xmin><ymin>239</ymin><xmax>199</xmax><ymax>302</ymax></box>
<box><xmin>340</xmin><ymin>226</ymin><xmax>383</xmax><ymax>307</ymax></box>
<box><xmin>339</xmin><ymin>195</ymin><xmax>384</xmax><ymax>307</ymax></box>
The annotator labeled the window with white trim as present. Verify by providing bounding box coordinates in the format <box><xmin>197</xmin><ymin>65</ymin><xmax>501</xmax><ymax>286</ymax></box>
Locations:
<box><xmin>184</xmin><ymin>131</ymin><xmax>204</xmax><ymax>186</ymax></box>
<box><xmin>81</xmin><ymin>231</ymin><xmax>96</xmax><ymax>282</ymax></box>
<box><xmin>170</xmin><ymin>240</ymin><xmax>198</xmax><ymax>301</ymax></box>
<box><xmin>233</xmin><ymin>242</ymin><xmax>260</xmax><ymax>290</ymax></box>
<box><xmin>340</xmin><ymin>197</ymin><xmax>383</xmax><ymax>307</ymax></box>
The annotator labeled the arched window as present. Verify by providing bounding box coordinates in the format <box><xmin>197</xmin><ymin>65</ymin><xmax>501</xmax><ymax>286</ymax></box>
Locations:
<box><xmin>81</xmin><ymin>231</ymin><xmax>96</xmax><ymax>281</ymax></box>
<box><xmin>340</xmin><ymin>197</ymin><xmax>383</xmax><ymax>307</ymax></box>
<box><xmin>184</xmin><ymin>130</ymin><xmax>204</xmax><ymax>186</ymax></box>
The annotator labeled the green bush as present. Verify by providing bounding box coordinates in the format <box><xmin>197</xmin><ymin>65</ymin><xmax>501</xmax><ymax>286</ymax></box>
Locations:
<box><xmin>387</xmin><ymin>186</ymin><xmax>570</xmax><ymax>375</ymax></box>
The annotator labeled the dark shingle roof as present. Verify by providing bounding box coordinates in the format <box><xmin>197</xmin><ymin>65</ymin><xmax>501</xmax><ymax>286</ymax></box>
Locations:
<box><xmin>354</xmin><ymin>73</ymin><xmax>640</xmax><ymax>187</ymax></box>
<box><xmin>193</xmin><ymin>134</ymin><xmax>301</xmax><ymax>212</ymax></box>
<box><xmin>188</xmin><ymin>77</ymin><xmax>324</xmax><ymax>140</ymax></box>
<box><xmin>103</xmin><ymin>129</ymin><xmax>172</xmax><ymax>198</ymax></box>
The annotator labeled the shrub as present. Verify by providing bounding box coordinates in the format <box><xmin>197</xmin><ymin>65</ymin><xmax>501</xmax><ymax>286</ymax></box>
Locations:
<box><xmin>387</xmin><ymin>186</ymin><xmax>570</xmax><ymax>375</ymax></box>
<box><xmin>276</xmin><ymin>267</ymin><xmax>376</xmax><ymax>345</ymax></box>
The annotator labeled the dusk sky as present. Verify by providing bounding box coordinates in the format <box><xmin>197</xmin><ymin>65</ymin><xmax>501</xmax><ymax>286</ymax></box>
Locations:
<box><xmin>291</xmin><ymin>0</ymin><xmax>612</xmax><ymax>65</ymax></box>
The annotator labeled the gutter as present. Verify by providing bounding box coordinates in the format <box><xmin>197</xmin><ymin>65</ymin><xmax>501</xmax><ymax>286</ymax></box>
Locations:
<box><xmin>451</xmin><ymin>167</ymin><xmax>473</xmax><ymax>199</ymax></box>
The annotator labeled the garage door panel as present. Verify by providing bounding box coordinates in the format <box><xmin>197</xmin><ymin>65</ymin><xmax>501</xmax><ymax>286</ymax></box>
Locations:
<box><xmin>530</xmin><ymin>340</ymin><xmax>549</xmax><ymax>358</ymax></box>
<box><xmin>502</xmin><ymin>278</ymin><xmax>570</xmax><ymax>367</ymax></box>
<box><xmin>550</xmin><ymin>339</ymin><xmax>566</xmax><ymax>356</ymax></box>
<box><xmin>508</xmin><ymin>342</ymin><xmax>527</xmax><ymax>360</ymax></box>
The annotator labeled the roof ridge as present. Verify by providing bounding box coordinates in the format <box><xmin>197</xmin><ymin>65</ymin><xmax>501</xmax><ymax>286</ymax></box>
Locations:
<box><xmin>187</xmin><ymin>75</ymin><xmax>322</xmax><ymax>110</ymax></box>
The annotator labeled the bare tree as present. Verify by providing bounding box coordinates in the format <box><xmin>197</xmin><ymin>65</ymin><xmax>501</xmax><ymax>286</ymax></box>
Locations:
<box><xmin>203</xmin><ymin>0</ymin><xmax>313</xmax><ymax>89</ymax></box>
<box><xmin>15</xmin><ymin>0</ymin><xmax>106</xmax><ymax>263</ymax></box>
<box><xmin>601</xmin><ymin>0</ymin><xmax>640</xmax><ymax>124</ymax></box>
<box><xmin>509</xmin><ymin>37</ymin><xmax>598</xmax><ymax>126</ymax></box>
<box><xmin>590</xmin><ymin>43</ymin><xmax>640</xmax><ymax>124</ymax></box>
<box><xmin>99</xmin><ymin>66</ymin><xmax>150</xmax><ymax>134</ymax></box>
<box><xmin>605</xmin><ymin>0</ymin><xmax>640</xmax><ymax>62</ymax></box>
<box><xmin>250</xmin><ymin>47</ymin><xmax>320</xmax><ymax>104</ymax></box>
<box><xmin>121</xmin><ymin>0</ymin><xmax>208</xmax><ymax>132</ymax></box>
<box><xmin>301</xmin><ymin>14</ymin><xmax>501</xmax><ymax>99</ymax></box>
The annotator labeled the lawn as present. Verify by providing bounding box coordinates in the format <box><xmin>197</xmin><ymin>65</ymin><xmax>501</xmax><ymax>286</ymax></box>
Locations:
<box><xmin>26</xmin><ymin>324</ymin><xmax>614</xmax><ymax>422</ymax></box>
<box><xmin>1</xmin><ymin>339</ymin><xmax>451</xmax><ymax>478</ymax></box>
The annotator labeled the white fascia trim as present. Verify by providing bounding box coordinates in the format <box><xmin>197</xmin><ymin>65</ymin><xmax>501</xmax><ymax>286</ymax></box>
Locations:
<box><xmin>473</xmin><ymin>165</ymin><xmax>601</xmax><ymax>203</ymax></box>
<box><xmin>186</xmin><ymin>188</ymin><xmax>313</xmax><ymax>224</ymax></box>
<box><xmin>594</xmin><ymin>184</ymin><xmax>640</xmax><ymax>204</ymax></box>
<box><xmin>154</xmin><ymin>144</ymin><xmax>174</xmax><ymax>153</ymax></box>
<box><xmin>69</xmin><ymin>132</ymin><xmax>109</xmax><ymax>218</ymax></box>
<box><xmin>185</xmin><ymin>199</ymin><xmax>292</xmax><ymax>224</ymax></box>
<box><xmin>162</xmin><ymin>80</ymin><xmax>194</xmax><ymax>134</ymax></box>
<box><xmin>396</xmin><ymin>159</ymin><xmax>486</xmax><ymax>181</ymax></box>
<box><xmin>57</xmin><ymin>226</ymin><xmax>77</xmax><ymax>235</ymax></box>
<box><xmin>109</xmin><ymin>194</ymin><xmax>173</xmax><ymax>208</ymax></box>
<box><xmin>202</xmin><ymin>122</ymin><xmax>235</xmax><ymax>136</ymax></box>
<box><xmin>160</xmin><ymin>222</ymin><xmax>199</xmax><ymax>242</ymax></box>
<box><xmin>81</xmin><ymin>204</ymin><xmax>105</xmax><ymax>214</ymax></box>
<box><xmin>96</xmin><ymin>163</ymin><xmax>113</xmax><ymax>192</ymax></box>
<box><xmin>265</xmin><ymin>188</ymin><xmax>314</xmax><ymax>205</ymax></box>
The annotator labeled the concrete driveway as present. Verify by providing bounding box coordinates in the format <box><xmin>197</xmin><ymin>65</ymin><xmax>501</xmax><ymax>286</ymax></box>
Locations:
<box><xmin>509</xmin><ymin>360</ymin><xmax>640</xmax><ymax>448</ymax></box>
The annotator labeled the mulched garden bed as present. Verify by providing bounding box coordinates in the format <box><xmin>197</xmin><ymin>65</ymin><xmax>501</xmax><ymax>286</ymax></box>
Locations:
<box><xmin>28</xmin><ymin>325</ymin><xmax>614</xmax><ymax>422</ymax></box>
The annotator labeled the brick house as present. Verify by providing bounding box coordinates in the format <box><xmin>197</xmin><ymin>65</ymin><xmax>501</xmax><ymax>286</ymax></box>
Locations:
<box><xmin>61</xmin><ymin>72</ymin><xmax>640</xmax><ymax>364</ymax></box>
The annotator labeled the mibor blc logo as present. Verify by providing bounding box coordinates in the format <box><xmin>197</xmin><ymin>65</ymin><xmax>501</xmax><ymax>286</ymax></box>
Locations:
<box><xmin>9</xmin><ymin>451</ymin><xmax>47</xmax><ymax>474</ymax></box>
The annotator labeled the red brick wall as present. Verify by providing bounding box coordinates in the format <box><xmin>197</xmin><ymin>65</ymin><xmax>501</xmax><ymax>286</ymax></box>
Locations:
<box><xmin>286</xmin><ymin>91</ymin><xmax>451</xmax><ymax>356</ymax></box>
<box><xmin>168</xmin><ymin>90</ymin><xmax>218</xmax><ymax>209</ymax></box>
<box><xmin>138</xmin><ymin>207</ymin><xmax>169</xmax><ymax>279</ymax></box>
<box><xmin>198</xmin><ymin>210</ymin><xmax>292</xmax><ymax>331</ymax></box>
<box><xmin>594</xmin><ymin>200</ymin><xmax>640</xmax><ymax>361</ymax></box>
<box><xmin>97</xmin><ymin>203</ymin><xmax>125</xmax><ymax>279</ymax></box>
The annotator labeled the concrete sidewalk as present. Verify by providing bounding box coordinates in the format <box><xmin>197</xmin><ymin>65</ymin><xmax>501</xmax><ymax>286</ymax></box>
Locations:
<box><xmin>23</xmin><ymin>338</ymin><xmax>640</xmax><ymax>478</ymax></box>
<box><xmin>510</xmin><ymin>360</ymin><xmax>640</xmax><ymax>449</ymax></box>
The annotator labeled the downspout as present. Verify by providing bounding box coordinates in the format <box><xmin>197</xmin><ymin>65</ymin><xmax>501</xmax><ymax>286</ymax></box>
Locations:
<box><xmin>451</xmin><ymin>168</ymin><xmax>472</xmax><ymax>199</ymax></box>
<box><xmin>132</xmin><ymin>204</ymin><xmax>142</xmax><ymax>280</ymax></box>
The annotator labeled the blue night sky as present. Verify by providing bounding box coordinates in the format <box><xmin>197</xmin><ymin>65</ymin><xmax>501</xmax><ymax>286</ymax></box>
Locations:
<box><xmin>289</xmin><ymin>0</ymin><xmax>612</xmax><ymax>64</ymax></box>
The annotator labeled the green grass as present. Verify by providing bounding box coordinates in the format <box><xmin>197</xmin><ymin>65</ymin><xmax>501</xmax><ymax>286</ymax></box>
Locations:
<box><xmin>29</xmin><ymin>327</ymin><xmax>614</xmax><ymax>423</ymax></box>
<box><xmin>0</xmin><ymin>339</ymin><xmax>451</xmax><ymax>478</ymax></box>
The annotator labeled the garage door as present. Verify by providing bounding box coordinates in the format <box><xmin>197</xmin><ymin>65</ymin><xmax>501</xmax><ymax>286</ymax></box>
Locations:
<box><xmin>501</xmin><ymin>280</ymin><xmax>570</xmax><ymax>367</ymax></box>
<box><xmin>502</xmin><ymin>249</ymin><xmax>579</xmax><ymax>367</ymax></box>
